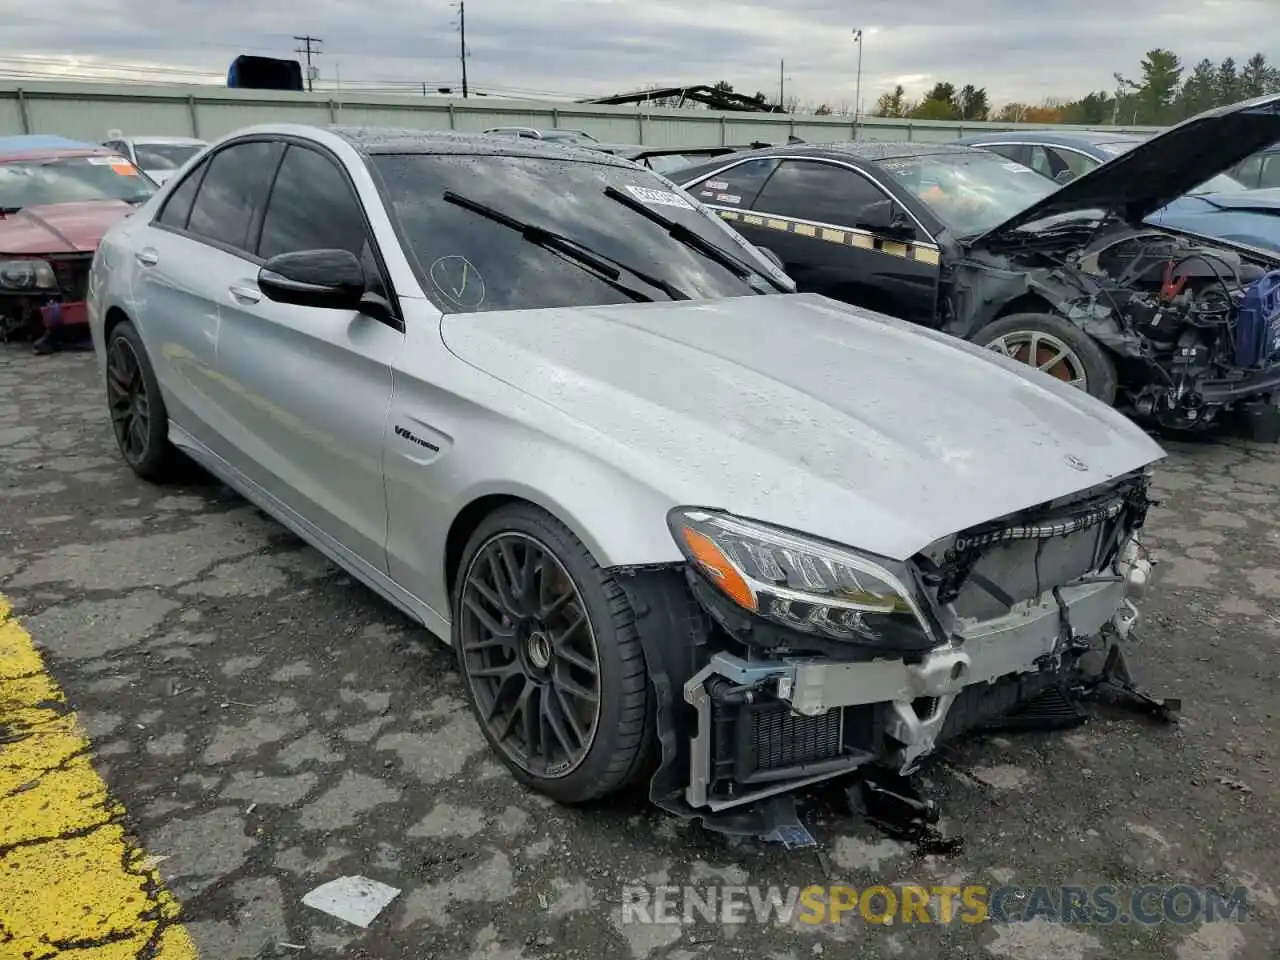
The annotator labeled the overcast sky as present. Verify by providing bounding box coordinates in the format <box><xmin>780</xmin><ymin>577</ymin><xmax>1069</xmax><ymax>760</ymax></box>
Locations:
<box><xmin>4</xmin><ymin>0</ymin><xmax>1278</xmax><ymax>107</ymax></box>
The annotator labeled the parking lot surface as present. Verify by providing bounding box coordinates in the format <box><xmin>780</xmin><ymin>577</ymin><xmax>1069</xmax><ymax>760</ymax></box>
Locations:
<box><xmin>1</xmin><ymin>345</ymin><xmax>1278</xmax><ymax>959</ymax></box>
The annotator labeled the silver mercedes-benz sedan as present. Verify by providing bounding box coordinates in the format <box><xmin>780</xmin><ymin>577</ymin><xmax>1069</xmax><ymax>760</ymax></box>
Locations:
<box><xmin>86</xmin><ymin>123</ymin><xmax>1166</xmax><ymax>833</ymax></box>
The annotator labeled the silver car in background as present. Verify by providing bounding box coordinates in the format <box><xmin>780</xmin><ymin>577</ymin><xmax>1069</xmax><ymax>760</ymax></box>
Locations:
<box><xmin>101</xmin><ymin>133</ymin><xmax>208</xmax><ymax>186</ymax></box>
<box><xmin>86</xmin><ymin>124</ymin><xmax>1165</xmax><ymax>833</ymax></box>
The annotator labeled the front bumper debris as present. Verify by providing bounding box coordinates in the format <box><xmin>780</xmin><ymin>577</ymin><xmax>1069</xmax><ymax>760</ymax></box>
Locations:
<box><xmin>683</xmin><ymin>579</ymin><xmax>1139</xmax><ymax>813</ymax></box>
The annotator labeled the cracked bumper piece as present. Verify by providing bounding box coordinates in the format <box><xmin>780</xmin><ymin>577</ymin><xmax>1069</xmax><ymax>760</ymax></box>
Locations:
<box><xmin>683</xmin><ymin>579</ymin><xmax>1139</xmax><ymax>812</ymax></box>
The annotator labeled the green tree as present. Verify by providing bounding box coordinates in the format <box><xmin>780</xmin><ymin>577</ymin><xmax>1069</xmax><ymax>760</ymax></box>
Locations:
<box><xmin>956</xmin><ymin>84</ymin><xmax>990</xmax><ymax>120</ymax></box>
<box><xmin>1136</xmin><ymin>48</ymin><xmax>1182</xmax><ymax>123</ymax></box>
<box><xmin>813</xmin><ymin>103</ymin><xmax>833</xmax><ymax>115</ymax></box>
<box><xmin>1178</xmin><ymin>58</ymin><xmax>1219</xmax><ymax>118</ymax></box>
<box><xmin>712</xmin><ymin>80</ymin><xmax>734</xmax><ymax>94</ymax></box>
<box><xmin>1216</xmin><ymin>57</ymin><xmax>1240</xmax><ymax>106</ymax></box>
<box><xmin>1060</xmin><ymin>91</ymin><xmax>1114</xmax><ymax>125</ymax></box>
<box><xmin>925</xmin><ymin>82</ymin><xmax>957</xmax><ymax>107</ymax></box>
<box><xmin>912</xmin><ymin>96</ymin><xmax>958</xmax><ymax>120</ymax></box>
<box><xmin>1241</xmin><ymin>53</ymin><xmax>1270</xmax><ymax>98</ymax></box>
<box><xmin>873</xmin><ymin>84</ymin><xmax>909</xmax><ymax>117</ymax></box>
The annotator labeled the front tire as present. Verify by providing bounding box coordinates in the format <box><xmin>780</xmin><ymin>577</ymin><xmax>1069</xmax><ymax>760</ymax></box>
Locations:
<box><xmin>974</xmin><ymin>312</ymin><xmax>1118</xmax><ymax>405</ymax></box>
<box><xmin>105</xmin><ymin>320</ymin><xmax>178</xmax><ymax>481</ymax></box>
<box><xmin>452</xmin><ymin>503</ymin><xmax>652</xmax><ymax>804</ymax></box>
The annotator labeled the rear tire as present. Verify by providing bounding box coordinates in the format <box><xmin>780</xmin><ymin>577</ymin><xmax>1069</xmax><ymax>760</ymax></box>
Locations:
<box><xmin>974</xmin><ymin>312</ymin><xmax>1118</xmax><ymax>405</ymax></box>
<box><xmin>452</xmin><ymin>503</ymin><xmax>652</xmax><ymax>804</ymax></box>
<box><xmin>105</xmin><ymin>320</ymin><xmax>179</xmax><ymax>481</ymax></box>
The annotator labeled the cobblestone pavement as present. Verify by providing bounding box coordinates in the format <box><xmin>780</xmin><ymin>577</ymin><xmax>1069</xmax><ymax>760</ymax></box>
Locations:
<box><xmin>1</xmin><ymin>346</ymin><xmax>1278</xmax><ymax>959</ymax></box>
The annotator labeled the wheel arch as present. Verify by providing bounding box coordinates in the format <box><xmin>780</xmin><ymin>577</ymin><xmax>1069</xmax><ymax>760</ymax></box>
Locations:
<box><xmin>441</xmin><ymin>479</ymin><xmax>680</xmax><ymax>603</ymax></box>
<box><xmin>993</xmin><ymin>292</ymin><xmax>1058</xmax><ymax>321</ymax></box>
<box><xmin>103</xmin><ymin>304</ymin><xmax>132</xmax><ymax>341</ymax></box>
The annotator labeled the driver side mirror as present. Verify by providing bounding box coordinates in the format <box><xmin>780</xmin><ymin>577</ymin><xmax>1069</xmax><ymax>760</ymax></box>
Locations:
<box><xmin>854</xmin><ymin>199</ymin><xmax>915</xmax><ymax>239</ymax></box>
<box><xmin>259</xmin><ymin>250</ymin><xmax>365</xmax><ymax>310</ymax></box>
<box><xmin>258</xmin><ymin>249</ymin><xmax>398</xmax><ymax>326</ymax></box>
<box><xmin>1054</xmin><ymin>169</ymin><xmax>1076</xmax><ymax>185</ymax></box>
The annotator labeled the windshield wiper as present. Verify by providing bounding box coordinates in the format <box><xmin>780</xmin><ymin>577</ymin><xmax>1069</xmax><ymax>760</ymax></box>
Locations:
<box><xmin>442</xmin><ymin>191</ymin><xmax>690</xmax><ymax>302</ymax></box>
<box><xmin>602</xmin><ymin>185</ymin><xmax>790</xmax><ymax>293</ymax></box>
<box><xmin>0</xmin><ymin>206</ymin><xmax>20</xmax><ymax>215</ymax></box>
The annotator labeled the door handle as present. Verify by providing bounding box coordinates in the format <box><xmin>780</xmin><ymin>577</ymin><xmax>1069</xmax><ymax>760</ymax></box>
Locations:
<box><xmin>135</xmin><ymin>248</ymin><xmax>158</xmax><ymax>266</ymax></box>
<box><xmin>229</xmin><ymin>283</ymin><xmax>262</xmax><ymax>304</ymax></box>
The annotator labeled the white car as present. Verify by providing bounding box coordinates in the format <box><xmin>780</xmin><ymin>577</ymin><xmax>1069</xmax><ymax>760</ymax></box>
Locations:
<box><xmin>102</xmin><ymin>133</ymin><xmax>207</xmax><ymax>185</ymax></box>
<box><xmin>86</xmin><ymin>123</ymin><xmax>1166</xmax><ymax>831</ymax></box>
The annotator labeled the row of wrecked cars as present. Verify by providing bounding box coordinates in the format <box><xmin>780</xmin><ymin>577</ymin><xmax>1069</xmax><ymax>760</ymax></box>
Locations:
<box><xmin>12</xmin><ymin>95</ymin><xmax>1280</xmax><ymax>847</ymax></box>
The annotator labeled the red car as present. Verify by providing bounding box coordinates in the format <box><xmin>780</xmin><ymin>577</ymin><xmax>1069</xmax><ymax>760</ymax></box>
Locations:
<box><xmin>0</xmin><ymin>137</ymin><xmax>155</xmax><ymax>353</ymax></box>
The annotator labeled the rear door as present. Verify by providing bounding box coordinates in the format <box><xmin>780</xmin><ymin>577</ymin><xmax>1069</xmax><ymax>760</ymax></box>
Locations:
<box><xmin>131</xmin><ymin>138</ymin><xmax>281</xmax><ymax>456</ymax></box>
<box><xmin>738</xmin><ymin>158</ymin><xmax>941</xmax><ymax>324</ymax></box>
<box><xmin>209</xmin><ymin>141</ymin><xmax>402</xmax><ymax>570</ymax></box>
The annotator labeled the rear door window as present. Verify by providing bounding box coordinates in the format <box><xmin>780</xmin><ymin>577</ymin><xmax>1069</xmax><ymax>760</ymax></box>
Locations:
<box><xmin>685</xmin><ymin>157</ymin><xmax>780</xmax><ymax>208</ymax></box>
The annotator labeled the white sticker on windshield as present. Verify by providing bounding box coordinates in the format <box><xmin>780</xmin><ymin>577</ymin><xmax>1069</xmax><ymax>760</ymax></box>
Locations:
<box><xmin>624</xmin><ymin>184</ymin><xmax>694</xmax><ymax>209</ymax></box>
<box><xmin>87</xmin><ymin>156</ymin><xmax>128</xmax><ymax>165</ymax></box>
<box><xmin>1002</xmin><ymin>162</ymin><xmax>1034</xmax><ymax>173</ymax></box>
<box><xmin>706</xmin><ymin>180</ymin><xmax>729</xmax><ymax>190</ymax></box>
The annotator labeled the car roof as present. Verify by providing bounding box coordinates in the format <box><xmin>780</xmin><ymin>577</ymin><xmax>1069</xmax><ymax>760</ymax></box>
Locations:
<box><xmin>326</xmin><ymin>124</ymin><xmax>638</xmax><ymax>166</ymax></box>
<box><xmin>681</xmin><ymin>140</ymin><xmax>986</xmax><ymax>169</ymax></box>
<box><xmin>0</xmin><ymin>134</ymin><xmax>113</xmax><ymax>163</ymax></box>
<box><xmin>956</xmin><ymin>129</ymin><xmax>1147</xmax><ymax>148</ymax></box>
<box><xmin>122</xmin><ymin>135</ymin><xmax>207</xmax><ymax>145</ymax></box>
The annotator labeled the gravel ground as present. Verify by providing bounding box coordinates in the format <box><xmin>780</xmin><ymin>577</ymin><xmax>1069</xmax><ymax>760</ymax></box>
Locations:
<box><xmin>0</xmin><ymin>345</ymin><xmax>1277</xmax><ymax>960</ymax></box>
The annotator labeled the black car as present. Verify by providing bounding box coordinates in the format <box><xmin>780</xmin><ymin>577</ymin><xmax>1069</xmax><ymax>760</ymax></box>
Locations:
<box><xmin>674</xmin><ymin>97</ymin><xmax>1280</xmax><ymax>433</ymax></box>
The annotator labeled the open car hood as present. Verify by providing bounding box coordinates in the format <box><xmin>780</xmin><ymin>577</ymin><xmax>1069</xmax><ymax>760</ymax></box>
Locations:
<box><xmin>970</xmin><ymin>93</ymin><xmax>1280</xmax><ymax>249</ymax></box>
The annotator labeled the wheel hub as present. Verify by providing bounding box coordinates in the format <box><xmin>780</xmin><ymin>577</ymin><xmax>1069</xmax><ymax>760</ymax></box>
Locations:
<box><xmin>526</xmin><ymin>628</ymin><xmax>552</xmax><ymax>671</ymax></box>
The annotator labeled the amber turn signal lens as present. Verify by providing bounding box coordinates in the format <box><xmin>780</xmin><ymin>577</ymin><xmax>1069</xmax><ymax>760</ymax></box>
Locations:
<box><xmin>679</xmin><ymin>526</ymin><xmax>756</xmax><ymax>611</ymax></box>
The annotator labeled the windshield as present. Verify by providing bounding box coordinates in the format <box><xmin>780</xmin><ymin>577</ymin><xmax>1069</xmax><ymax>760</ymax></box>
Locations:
<box><xmin>369</xmin><ymin>153</ymin><xmax>781</xmax><ymax>313</ymax></box>
<box><xmin>134</xmin><ymin>142</ymin><xmax>203</xmax><ymax>170</ymax></box>
<box><xmin>876</xmin><ymin>151</ymin><xmax>1057</xmax><ymax>237</ymax></box>
<box><xmin>0</xmin><ymin>154</ymin><xmax>156</xmax><ymax>210</ymax></box>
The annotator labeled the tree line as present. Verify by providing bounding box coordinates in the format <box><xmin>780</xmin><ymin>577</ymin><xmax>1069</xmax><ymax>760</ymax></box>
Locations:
<box><xmin>871</xmin><ymin>50</ymin><xmax>1280</xmax><ymax>125</ymax></box>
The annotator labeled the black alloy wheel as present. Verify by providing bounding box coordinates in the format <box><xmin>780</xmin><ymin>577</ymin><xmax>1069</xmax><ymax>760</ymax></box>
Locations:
<box><xmin>104</xmin><ymin>320</ymin><xmax>177</xmax><ymax>480</ymax></box>
<box><xmin>459</xmin><ymin>531</ymin><xmax>602</xmax><ymax>778</ymax></box>
<box><xmin>107</xmin><ymin>334</ymin><xmax>150</xmax><ymax>465</ymax></box>
<box><xmin>452</xmin><ymin>503</ymin><xmax>652</xmax><ymax>804</ymax></box>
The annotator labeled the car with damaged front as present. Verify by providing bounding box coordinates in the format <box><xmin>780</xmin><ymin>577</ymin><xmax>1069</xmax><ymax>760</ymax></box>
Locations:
<box><xmin>86</xmin><ymin>123</ymin><xmax>1166</xmax><ymax>838</ymax></box>
<box><xmin>953</xmin><ymin>129</ymin><xmax>1280</xmax><ymax>256</ymax></box>
<box><xmin>675</xmin><ymin>94</ymin><xmax>1280</xmax><ymax>435</ymax></box>
<box><xmin>0</xmin><ymin>135</ymin><xmax>156</xmax><ymax>352</ymax></box>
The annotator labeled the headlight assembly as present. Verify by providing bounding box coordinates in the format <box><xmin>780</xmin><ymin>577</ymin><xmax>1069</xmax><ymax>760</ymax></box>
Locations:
<box><xmin>0</xmin><ymin>259</ymin><xmax>56</xmax><ymax>291</ymax></box>
<box><xmin>667</xmin><ymin>508</ymin><xmax>939</xmax><ymax>651</ymax></box>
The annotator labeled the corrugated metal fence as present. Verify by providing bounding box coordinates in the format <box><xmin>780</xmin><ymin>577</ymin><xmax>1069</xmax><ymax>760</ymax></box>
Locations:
<box><xmin>0</xmin><ymin>80</ymin><xmax>1164</xmax><ymax>146</ymax></box>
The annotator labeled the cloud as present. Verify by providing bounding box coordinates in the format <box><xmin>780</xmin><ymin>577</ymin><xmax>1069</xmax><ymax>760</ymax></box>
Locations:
<box><xmin>2</xmin><ymin>0</ymin><xmax>1278</xmax><ymax>107</ymax></box>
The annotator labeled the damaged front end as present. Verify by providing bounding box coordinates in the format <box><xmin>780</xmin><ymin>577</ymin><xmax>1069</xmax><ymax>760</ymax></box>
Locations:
<box><xmin>617</xmin><ymin>469</ymin><xmax>1162</xmax><ymax>836</ymax></box>
<box><xmin>0</xmin><ymin>253</ymin><xmax>93</xmax><ymax>344</ymax></box>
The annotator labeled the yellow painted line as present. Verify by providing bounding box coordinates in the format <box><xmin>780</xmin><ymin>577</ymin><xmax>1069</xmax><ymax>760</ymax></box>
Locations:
<box><xmin>0</xmin><ymin>596</ymin><xmax>198</xmax><ymax>959</ymax></box>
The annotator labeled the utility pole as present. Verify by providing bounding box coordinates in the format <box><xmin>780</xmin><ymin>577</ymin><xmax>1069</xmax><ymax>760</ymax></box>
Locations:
<box><xmin>778</xmin><ymin>59</ymin><xmax>784</xmax><ymax>110</ymax></box>
<box><xmin>852</xmin><ymin>29</ymin><xmax>864</xmax><ymax>135</ymax></box>
<box><xmin>293</xmin><ymin>35</ymin><xmax>322</xmax><ymax>92</ymax></box>
<box><xmin>459</xmin><ymin>0</ymin><xmax>469</xmax><ymax>98</ymax></box>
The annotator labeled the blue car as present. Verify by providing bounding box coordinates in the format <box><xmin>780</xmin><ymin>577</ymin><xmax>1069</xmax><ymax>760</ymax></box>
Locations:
<box><xmin>954</xmin><ymin>130</ymin><xmax>1280</xmax><ymax>254</ymax></box>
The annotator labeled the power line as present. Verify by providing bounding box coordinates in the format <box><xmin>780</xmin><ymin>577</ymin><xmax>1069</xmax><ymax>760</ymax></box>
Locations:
<box><xmin>293</xmin><ymin>35</ymin><xmax>322</xmax><ymax>92</ymax></box>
